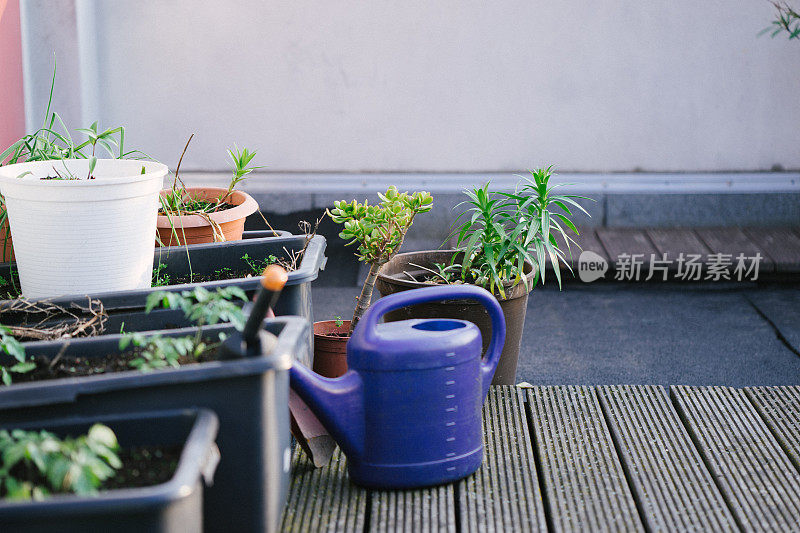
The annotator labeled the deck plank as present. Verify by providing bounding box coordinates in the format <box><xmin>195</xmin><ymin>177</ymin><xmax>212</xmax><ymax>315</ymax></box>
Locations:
<box><xmin>646</xmin><ymin>228</ymin><xmax>711</xmax><ymax>261</ymax></box>
<box><xmin>598</xmin><ymin>385</ymin><xmax>737</xmax><ymax>531</ymax></box>
<box><xmin>671</xmin><ymin>386</ymin><xmax>800</xmax><ymax>532</ymax></box>
<box><xmin>280</xmin><ymin>447</ymin><xmax>367</xmax><ymax>532</ymax></box>
<box><xmin>549</xmin><ymin>227</ymin><xmax>609</xmax><ymax>267</ymax></box>
<box><xmin>696</xmin><ymin>227</ymin><xmax>775</xmax><ymax>272</ymax></box>
<box><xmin>525</xmin><ymin>386</ymin><xmax>644</xmax><ymax>532</ymax></box>
<box><xmin>595</xmin><ymin>228</ymin><xmax>657</xmax><ymax>269</ymax></box>
<box><xmin>458</xmin><ymin>386</ymin><xmax>547</xmax><ymax>533</ymax></box>
<box><xmin>369</xmin><ymin>484</ymin><xmax>456</xmax><ymax>533</ymax></box>
<box><xmin>745</xmin><ymin>386</ymin><xmax>800</xmax><ymax>472</ymax></box>
<box><xmin>743</xmin><ymin>227</ymin><xmax>800</xmax><ymax>273</ymax></box>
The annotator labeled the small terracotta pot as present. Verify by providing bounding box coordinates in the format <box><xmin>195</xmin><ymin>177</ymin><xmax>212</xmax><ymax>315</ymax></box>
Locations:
<box><xmin>157</xmin><ymin>187</ymin><xmax>259</xmax><ymax>246</ymax></box>
<box><xmin>313</xmin><ymin>320</ymin><xmax>351</xmax><ymax>378</ymax></box>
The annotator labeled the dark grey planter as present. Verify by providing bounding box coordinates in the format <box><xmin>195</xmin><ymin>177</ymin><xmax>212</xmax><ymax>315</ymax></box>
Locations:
<box><xmin>0</xmin><ymin>316</ymin><xmax>309</xmax><ymax>533</ymax></box>
<box><xmin>0</xmin><ymin>408</ymin><xmax>219</xmax><ymax>533</ymax></box>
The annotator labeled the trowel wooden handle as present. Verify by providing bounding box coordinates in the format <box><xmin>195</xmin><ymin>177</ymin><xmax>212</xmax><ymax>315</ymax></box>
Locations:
<box><xmin>243</xmin><ymin>265</ymin><xmax>288</xmax><ymax>347</ymax></box>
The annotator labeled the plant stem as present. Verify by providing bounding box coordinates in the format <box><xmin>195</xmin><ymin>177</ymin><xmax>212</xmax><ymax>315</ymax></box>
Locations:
<box><xmin>350</xmin><ymin>260</ymin><xmax>385</xmax><ymax>333</ymax></box>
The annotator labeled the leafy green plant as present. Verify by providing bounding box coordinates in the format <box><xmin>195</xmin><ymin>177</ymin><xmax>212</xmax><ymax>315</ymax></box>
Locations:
<box><xmin>120</xmin><ymin>333</ymin><xmax>210</xmax><ymax>372</ymax></box>
<box><xmin>0</xmin><ymin>326</ymin><xmax>34</xmax><ymax>386</ymax></box>
<box><xmin>449</xmin><ymin>167</ymin><xmax>590</xmax><ymax>297</ymax></box>
<box><xmin>145</xmin><ymin>286</ymin><xmax>248</xmax><ymax>331</ymax></box>
<box><xmin>0</xmin><ymin>423</ymin><xmax>121</xmax><ymax>500</ymax></box>
<box><xmin>117</xmin><ymin>286</ymin><xmax>247</xmax><ymax>372</ymax></box>
<box><xmin>334</xmin><ymin>316</ymin><xmax>344</xmax><ymax>328</ymax></box>
<box><xmin>762</xmin><ymin>1</ymin><xmax>800</xmax><ymax>39</ymax></box>
<box><xmin>328</xmin><ymin>187</ymin><xmax>433</xmax><ymax>332</ymax></box>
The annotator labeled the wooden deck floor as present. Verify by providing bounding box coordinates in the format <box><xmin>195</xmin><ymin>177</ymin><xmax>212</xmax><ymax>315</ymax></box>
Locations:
<box><xmin>552</xmin><ymin>227</ymin><xmax>800</xmax><ymax>277</ymax></box>
<box><xmin>281</xmin><ymin>385</ymin><xmax>800</xmax><ymax>532</ymax></box>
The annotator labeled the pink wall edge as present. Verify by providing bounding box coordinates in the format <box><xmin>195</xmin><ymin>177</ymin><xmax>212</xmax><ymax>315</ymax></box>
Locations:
<box><xmin>0</xmin><ymin>0</ymin><xmax>25</xmax><ymax>160</ymax></box>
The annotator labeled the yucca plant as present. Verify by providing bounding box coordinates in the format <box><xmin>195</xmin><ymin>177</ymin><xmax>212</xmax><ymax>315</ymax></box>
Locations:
<box><xmin>450</xmin><ymin>167</ymin><xmax>590</xmax><ymax>297</ymax></box>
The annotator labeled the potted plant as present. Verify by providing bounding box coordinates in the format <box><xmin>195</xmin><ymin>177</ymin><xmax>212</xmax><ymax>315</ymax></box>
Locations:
<box><xmin>376</xmin><ymin>167</ymin><xmax>590</xmax><ymax>385</ymax></box>
<box><xmin>157</xmin><ymin>135</ymin><xmax>262</xmax><ymax>246</ymax></box>
<box><xmin>0</xmin><ymin>64</ymin><xmax>155</xmax><ymax>272</ymax></box>
<box><xmin>0</xmin><ymin>156</ymin><xmax>167</xmax><ymax>301</ymax></box>
<box><xmin>316</xmin><ymin>186</ymin><xmax>432</xmax><ymax>377</ymax></box>
<box><xmin>0</xmin><ymin>67</ymin><xmax>167</xmax><ymax>300</ymax></box>
<box><xmin>0</xmin><ymin>409</ymin><xmax>219</xmax><ymax>532</ymax></box>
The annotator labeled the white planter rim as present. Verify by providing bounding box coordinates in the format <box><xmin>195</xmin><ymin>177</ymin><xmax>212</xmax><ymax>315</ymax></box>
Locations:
<box><xmin>0</xmin><ymin>159</ymin><xmax>169</xmax><ymax>188</ymax></box>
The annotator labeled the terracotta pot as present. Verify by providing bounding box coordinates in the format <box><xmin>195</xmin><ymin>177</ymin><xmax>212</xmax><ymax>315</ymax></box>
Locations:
<box><xmin>157</xmin><ymin>187</ymin><xmax>259</xmax><ymax>246</ymax></box>
<box><xmin>313</xmin><ymin>320</ymin><xmax>351</xmax><ymax>378</ymax></box>
<box><xmin>376</xmin><ymin>250</ymin><xmax>534</xmax><ymax>386</ymax></box>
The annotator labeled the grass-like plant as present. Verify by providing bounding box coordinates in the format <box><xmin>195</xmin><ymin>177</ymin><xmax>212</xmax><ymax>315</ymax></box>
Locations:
<box><xmin>0</xmin><ymin>61</ymin><xmax>149</xmax><ymax>257</ymax></box>
<box><xmin>0</xmin><ymin>62</ymin><xmax>147</xmax><ymax>170</ymax></box>
<box><xmin>328</xmin><ymin>186</ymin><xmax>433</xmax><ymax>332</ymax></box>
<box><xmin>448</xmin><ymin>167</ymin><xmax>589</xmax><ymax>297</ymax></box>
<box><xmin>0</xmin><ymin>423</ymin><xmax>121</xmax><ymax>500</ymax></box>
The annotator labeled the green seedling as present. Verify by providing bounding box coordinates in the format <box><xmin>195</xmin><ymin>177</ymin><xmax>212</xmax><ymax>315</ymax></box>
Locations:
<box><xmin>242</xmin><ymin>253</ymin><xmax>278</xmax><ymax>275</ymax></box>
<box><xmin>152</xmin><ymin>263</ymin><xmax>171</xmax><ymax>287</ymax></box>
<box><xmin>0</xmin><ymin>326</ymin><xmax>34</xmax><ymax>386</ymax></box>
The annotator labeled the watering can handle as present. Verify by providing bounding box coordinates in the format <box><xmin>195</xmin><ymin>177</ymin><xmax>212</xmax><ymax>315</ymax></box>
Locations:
<box><xmin>361</xmin><ymin>285</ymin><xmax>506</xmax><ymax>397</ymax></box>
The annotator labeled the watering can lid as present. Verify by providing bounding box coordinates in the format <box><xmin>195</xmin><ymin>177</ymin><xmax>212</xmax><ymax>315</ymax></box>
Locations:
<box><xmin>348</xmin><ymin>318</ymin><xmax>483</xmax><ymax>371</ymax></box>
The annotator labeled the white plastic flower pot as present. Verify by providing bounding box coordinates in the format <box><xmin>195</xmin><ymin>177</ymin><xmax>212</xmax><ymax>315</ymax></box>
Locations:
<box><xmin>0</xmin><ymin>159</ymin><xmax>167</xmax><ymax>299</ymax></box>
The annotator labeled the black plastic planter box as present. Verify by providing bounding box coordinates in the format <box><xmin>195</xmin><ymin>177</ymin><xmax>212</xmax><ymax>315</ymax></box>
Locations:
<box><xmin>0</xmin><ymin>230</ymin><xmax>326</xmax><ymax>317</ymax></box>
<box><xmin>0</xmin><ymin>316</ymin><xmax>309</xmax><ymax>533</ymax></box>
<box><xmin>0</xmin><ymin>408</ymin><xmax>219</xmax><ymax>533</ymax></box>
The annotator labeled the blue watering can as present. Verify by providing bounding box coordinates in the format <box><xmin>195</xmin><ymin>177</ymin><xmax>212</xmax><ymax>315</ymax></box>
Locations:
<box><xmin>290</xmin><ymin>285</ymin><xmax>505</xmax><ymax>488</ymax></box>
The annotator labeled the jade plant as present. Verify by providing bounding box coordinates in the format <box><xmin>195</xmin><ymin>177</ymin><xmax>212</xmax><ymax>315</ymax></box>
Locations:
<box><xmin>445</xmin><ymin>167</ymin><xmax>589</xmax><ymax>296</ymax></box>
<box><xmin>0</xmin><ymin>423</ymin><xmax>120</xmax><ymax>500</ymax></box>
<box><xmin>328</xmin><ymin>186</ymin><xmax>433</xmax><ymax>332</ymax></box>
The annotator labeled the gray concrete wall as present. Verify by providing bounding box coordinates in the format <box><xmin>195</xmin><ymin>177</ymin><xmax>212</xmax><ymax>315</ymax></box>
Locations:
<box><xmin>19</xmin><ymin>0</ymin><xmax>800</xmax><ymax>174</ymax></box>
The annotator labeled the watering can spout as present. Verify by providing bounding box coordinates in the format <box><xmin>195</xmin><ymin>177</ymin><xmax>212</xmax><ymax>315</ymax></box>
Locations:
<box><xmin>289</xmin><ymin>364</ymin><xmax>365</xmax><ymax>459</ymax></box>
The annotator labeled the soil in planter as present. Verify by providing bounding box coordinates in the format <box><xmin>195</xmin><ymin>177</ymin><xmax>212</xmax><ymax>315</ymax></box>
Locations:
<box><xmin>318</xmin><ymin>331</ymin><xmax>350</xmax><ymax>339</ymax></box>
<box><xmin>152</xmin><ymin>252</ymin><xmax>294</xmax><ymax>287</ymax></box>
<box><xmin>0</xmin><ymin>444</ymin><xmax>182</xmax><ymax>499</ymax></box>
<box><xmin>158</xmin><ymin>200</ymin><xmax>236</xmax><ymax>215</ymax></box>
<box><xmin>103</xmin><ymin>445</ymin><xmax>182</xmax><ymax>491</ymax></box>
<box><xmin>10</xmin><ymin>346</ymin><xmax>221</xmax><ymax>384</ymax></box>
